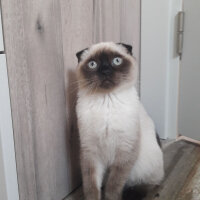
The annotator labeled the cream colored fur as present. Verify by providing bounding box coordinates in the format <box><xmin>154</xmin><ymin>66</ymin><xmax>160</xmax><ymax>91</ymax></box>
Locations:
<box><xmin>76</xmin><ymin>42</ymin><xmax>164</xmax><ymax>200</ymax></box>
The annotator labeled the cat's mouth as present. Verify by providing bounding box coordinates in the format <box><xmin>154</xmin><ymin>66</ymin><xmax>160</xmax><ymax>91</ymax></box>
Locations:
<box><xmin>100</xmin><ymin>79</ymin><xmax>114</xmax><ymax>88</ymax></box>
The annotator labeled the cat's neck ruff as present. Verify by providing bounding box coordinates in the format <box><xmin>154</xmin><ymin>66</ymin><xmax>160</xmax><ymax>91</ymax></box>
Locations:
<box><xmin>78</xmin><ymin>82</ymin><xmax>138</xmax><ymax>106</ymax></box>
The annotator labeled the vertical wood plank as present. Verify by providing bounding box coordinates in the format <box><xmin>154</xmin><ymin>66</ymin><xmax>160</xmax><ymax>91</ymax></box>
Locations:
<box><xmin>120</xmin><ymin>0</ymin><xmax>141</xmax><ymax>61</ymax></box>
<box><xmin>1</xmin><ymin>0</ymin><xmax>38</xmax><ymax>199</ymax></box>
<box><xmin>93</xmin><ymin>0</ymin><xmax>140</xmax><ymax>61</ymax></box>
<box><xmin>1</xmin><ymin>0</ymin><xmax>71</xmax><ymax>199</ymax></box>
<box><xmin>59</xmin><ymin>0</ymin><xmax>94</xmax><ymax>193</ymax></box>
<box><xmin>93</xmin><ymin>0</ymin><xmax>121</xmax><ymax>42</ymax></box>
<box><xmin>23</xmin><ymin>1</ymin><xmax>69</xmax><ymax>199</ymax></box>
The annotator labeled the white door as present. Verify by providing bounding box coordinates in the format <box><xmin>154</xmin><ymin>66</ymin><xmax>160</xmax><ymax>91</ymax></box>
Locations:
<box><xmin>178</xmin><ymin>0</ymin><xmax>200</xmax><ymax>140</ymax></box>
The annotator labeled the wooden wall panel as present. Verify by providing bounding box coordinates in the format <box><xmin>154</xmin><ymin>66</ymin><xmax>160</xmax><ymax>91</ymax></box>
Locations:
<box><xmin>93</xmin><ymin>0</ymin><xmax>140</xmax><ymax>61</ymax></box>
<box><xmin>59</xmin><ymin>0</ymin><xmax>94</xmax><ymax>195</ymax></box>
<box><xmin>93</xmin><ymin>0</ymin><xmax>121</xmax><ymax>42</ymax></box>
<box><xmin>23</xmin><ymin>2</ymin><xmax>69</xmax><ymax>199</ymax></box>
<box><xmin>1</xmin><ymin>0</ymin><xmax>85</xmax><ymax>199</ymax></box>
<box><xmin>1</xmin><ymin>0</ymin><xmax>38</xmax><ymax>199</ymax></box>
<box><xmin>1</xmin><ymin>0</ymin><xmax>140</xmax><ymax>200</ymax></box>
<box><xmin>120</xmin><ymin>0</ymin><xmax>141</xmax><ymax>61</ymax></box>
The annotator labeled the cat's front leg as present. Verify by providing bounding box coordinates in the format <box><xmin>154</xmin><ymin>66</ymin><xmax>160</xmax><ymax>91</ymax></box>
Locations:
<box><xmin>104</xmin><ymin>159</ymin><xmax>134</xmax><ymax>200</ymax></box>
<box><xmin>81</xmin><ymin>155</ymin><xmax>104</xmax><ymax>200</ymax></box>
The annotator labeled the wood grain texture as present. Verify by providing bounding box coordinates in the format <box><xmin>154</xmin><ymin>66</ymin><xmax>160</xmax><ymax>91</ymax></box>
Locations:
<box><xmin>1</xmin><ymin>0</ymin><xmax>70</xmax><ymax>199</ymax></box>
<box><xmin>120</xmin><ymin>0</ymin><xmax>140</xmax><ymax>61</ymax></box>
<box><xmin>1</xmin><ymin>0</ymin><xmax>140</xmax><ymax>200</ymax></box>
<box><xmin>93</xmin><ymin>0</ymin><xmax>140</xmax><ymax>61</ymax></box>
<box><xmin>59</xmin><ymin>0</ymin><xmax>94</xmax><ymax>195</ymax></box>
<box><xmin>1</xmin><ymin>0</ymin><xmax>38</xmax><ymax>199</ymax></box>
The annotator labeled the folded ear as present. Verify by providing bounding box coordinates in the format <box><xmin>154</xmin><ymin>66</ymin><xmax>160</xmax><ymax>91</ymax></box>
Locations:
<box><xmin>76</xmin><ymin>48</ymin><xmax>88</xmax><ymax>63</ymax></box>
<box><xmin>117</xmin><ymin>43</ymin><xmax>132</xmax><ymax>55</ymax></box>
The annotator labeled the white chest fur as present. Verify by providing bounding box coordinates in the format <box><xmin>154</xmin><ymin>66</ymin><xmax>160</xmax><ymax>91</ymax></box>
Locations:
<box><xmin>76</xmin><ymin>86</ymin><xmax>139</xmax><ymax>164</ymax></box>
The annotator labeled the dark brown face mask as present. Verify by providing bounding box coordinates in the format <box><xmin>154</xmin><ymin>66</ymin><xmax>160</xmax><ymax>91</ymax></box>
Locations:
<box><xmin>76</xmin><ymin>43</ymin><xmax>133</xmax><ymax>92</ymax></box>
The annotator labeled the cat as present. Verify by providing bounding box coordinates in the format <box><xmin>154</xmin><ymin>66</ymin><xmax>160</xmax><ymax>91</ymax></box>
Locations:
<box><xmin>75</xmin><ymin>42</ymin><xmax>164</xmax><ymax>200</ymax></box>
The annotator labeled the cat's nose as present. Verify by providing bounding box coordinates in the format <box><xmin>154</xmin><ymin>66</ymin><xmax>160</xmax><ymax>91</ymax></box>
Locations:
<box><xmin>102</xmin><ymin>69</ymin><xmax>112</xmax><ymax>75</ymax></box>
<box><xmin>101</xmin><ymin>67</ymin><xmax>112</xmax><ymax>75</ymax></box>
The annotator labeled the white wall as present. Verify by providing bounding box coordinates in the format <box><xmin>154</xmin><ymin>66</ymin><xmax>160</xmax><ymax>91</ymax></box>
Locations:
<box><xmin>0</xmin><ymin>54</ymin><xmax>19</xmax><ymax>200</ymax></box>
<box><xmin>0</xmin><ymin>129</ymin><xmax>8</xmax><ymax>200</ymax></box>
<box><xmin>0</xmin><ymin>8</ymin><xmax>19</xmax><ymax>200</ymax></box>
<box><xmin>141</xmin><ymin>0</ymin><xmax>182</xmax><ymax>139</ymax></box>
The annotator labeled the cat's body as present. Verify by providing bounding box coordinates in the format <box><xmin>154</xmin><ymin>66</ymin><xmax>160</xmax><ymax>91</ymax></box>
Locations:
<box><xmin>76</xmin><ymin>42</ymin><xmax>164</xmax><ymax>200</ymax></box>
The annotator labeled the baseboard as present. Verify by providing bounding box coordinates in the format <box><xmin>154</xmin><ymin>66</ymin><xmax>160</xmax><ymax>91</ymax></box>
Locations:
<box><xmin>176</xmin><ymin>135</ymin><xmax>200</xmax><ymax>146</ymax></box>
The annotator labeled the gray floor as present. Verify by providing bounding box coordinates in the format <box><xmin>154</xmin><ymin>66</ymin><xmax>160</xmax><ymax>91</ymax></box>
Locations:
<box><xmin>145</xmin><ymin>140</ymin><xmax>200</xmax><ymax>200</ymax></box>
<box><xmin>64</xmin><ymin>140</ymin><xmax>200</xmax><ymax>200</ymax></box>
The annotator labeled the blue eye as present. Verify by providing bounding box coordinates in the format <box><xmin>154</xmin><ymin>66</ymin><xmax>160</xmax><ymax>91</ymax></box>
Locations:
<box><xmin>88</xmin><ymin>61</ymin><xmax>97</xmax><ymax>69</ymax></box>
<box><xmin>112</xmin><ymin>57</ymin><xmax>123</xmax><ymax>66</ymax></box>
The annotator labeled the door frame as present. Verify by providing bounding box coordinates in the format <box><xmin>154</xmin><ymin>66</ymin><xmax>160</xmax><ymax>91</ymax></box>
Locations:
<box><xmin>140</xmin><ymin>0</ymin><xmax>182</xmax><ymax>139</ymax></box>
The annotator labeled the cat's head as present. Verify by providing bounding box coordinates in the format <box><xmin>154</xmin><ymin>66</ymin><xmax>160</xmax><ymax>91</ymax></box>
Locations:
<box><xmin>76</xmin><ymin>42</ymin><xmax>138</xmax><ymax>93</ymax></box>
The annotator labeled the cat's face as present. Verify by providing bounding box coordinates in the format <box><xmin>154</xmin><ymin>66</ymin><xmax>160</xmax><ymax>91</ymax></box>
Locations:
<box><xmin>76</xmin><ymin>42</ymin><xmax>137</xmax><ymax>93</ymax></box>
